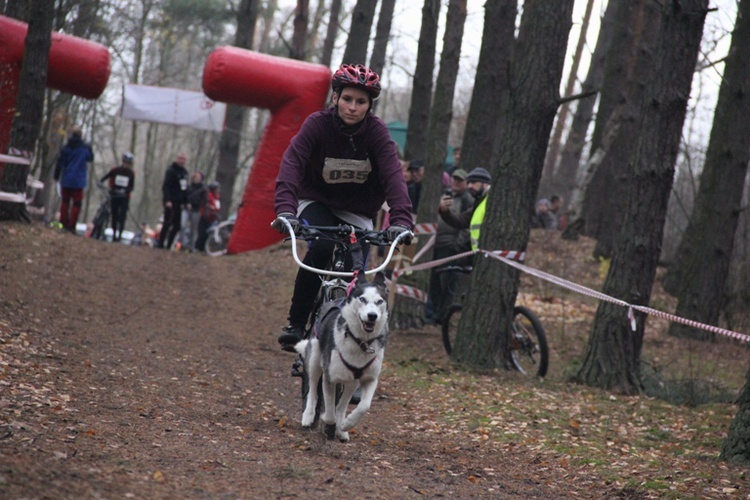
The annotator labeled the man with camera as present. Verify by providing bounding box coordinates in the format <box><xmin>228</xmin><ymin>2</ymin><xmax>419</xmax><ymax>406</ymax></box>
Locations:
<box><xmin>426</xmin><ymin>168</ymin><xmax>475</xmax><ymax>325</ymax></box>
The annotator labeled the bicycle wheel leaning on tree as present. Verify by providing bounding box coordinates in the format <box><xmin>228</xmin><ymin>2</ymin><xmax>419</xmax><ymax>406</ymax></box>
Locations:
<box><xmin>442</xmin><ymin>303</ymin><xmax>549</xmax><ymax>377</ymax></box>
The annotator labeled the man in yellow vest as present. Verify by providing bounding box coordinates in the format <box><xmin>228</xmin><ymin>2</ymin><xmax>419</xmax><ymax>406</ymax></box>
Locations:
<box><xmin>437</xmin><ymin>167</ymin><xmax>492</xmax><ymax>250</ymax></box>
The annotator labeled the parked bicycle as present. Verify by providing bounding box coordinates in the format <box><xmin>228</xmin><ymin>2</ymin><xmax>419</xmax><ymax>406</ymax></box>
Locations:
<box><xmin>273</xmin><ymin>217</ymin><xmax>412</xmax><ymax>427</ymax></box>
<box><xmin>205</xmin><ymin>216</ymin><xmax>235</xmax><ymax>256</ymax></box>
<box><xmin>89</xmin><ymin>181</ymin><xmax>110</xmax><ymax>241</ymax></box>
<box><xmin>439</xmin><ymin>265</ymin><xmax>549</xmax><ymax>377</ymax></box>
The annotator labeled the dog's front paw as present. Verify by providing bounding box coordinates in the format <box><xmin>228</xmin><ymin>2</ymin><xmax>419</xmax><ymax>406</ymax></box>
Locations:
<box><xmin>301</xmin><ymin>408</ymin><xmax>316</xmax><ymax>428</ymax></box>
<box><xmin>336</xmin><ymin>429</ymin><xmax>350</xmax><ymax>442</ymax></box>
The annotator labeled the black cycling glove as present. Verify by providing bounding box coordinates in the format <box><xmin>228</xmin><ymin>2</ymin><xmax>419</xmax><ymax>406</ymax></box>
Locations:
<box><xmin>273</xmin><ymin>212</ymin><xmax>299</xmax><ymax>234</ymax></box>
<box><xmin>387</xmin><ymin>224</ymin><xmax>412</xmax><ymax>245</ymax></box>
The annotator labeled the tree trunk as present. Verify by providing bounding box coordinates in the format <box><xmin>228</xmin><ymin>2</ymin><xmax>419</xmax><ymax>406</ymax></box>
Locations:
<box><xmin>340</xmin><ymin>0</ymin><xmax>378</xmax><ymax>65</ymax></box>
<box><xmin>721</xmin><ymin>363</ymin><xmax>750</xmax><ymax>465</ymax></box>
<box><xmin>215</xmin><ymin>0</ymin><xmax>258</xmax><ymax>219</ymax></box>
<box><xmin>368</xmin><ymin>0</ymin><xmax>396</xmax><ymax>112</ymax></box>
<box><xmin>460</xmin><ymin>0</ymin><xmax>516</xmax><ymax>174</ymax></box>
<box><xmin>0</xmin><ymin>0</ymin><xmax>53</xmax><ymax>222</ymax></box>
<box><xmin>291</xmin><ymin>0</ymin><xmax>309</xmax><ymax>60</ymax></box>
<box><xmin>321</xmin><ymin>0</ymin><xmax>342</xmax><ymax>68</ymax></box>
<box><xmin>573</xmin><ymin>0</ymin><xmax>708</xmax><ymax>394</ymax></box>
<box><xmin>663</xmin><ymin>0</ymin><xmax>750</xmax><ymax>341</ymax></box>
<box><xmin>403</xmin><ymin>0</ymin><xmax>440</xmax><ymax>162</ymax></box>
<box><xmin>453</xmin><ymin>0</ymin><xmax>574</xmax><ymax>368</ymax></box>
<box><xmin>392</xmin><ymin>0</ymin><xmax>467</xmax><ymax>329</ymax></box>
<box><xmin>540</xmin><ymin>0</ymin><xmax>594</xmax><ymax>190</ymax></box>
<box><xmin>556</xmin><ymin>0</ymin><xmax>619</xmax><ymax>225</ymax></box>
<box><xmin>580</xmin><ymin>0</ymin><xmax>645</xmax><ymax>243</ymax></box>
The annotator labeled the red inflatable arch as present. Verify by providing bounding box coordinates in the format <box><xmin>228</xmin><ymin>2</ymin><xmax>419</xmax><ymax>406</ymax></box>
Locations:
<box><xmin>0</xmin><ymin>15</ymin><xmax>110</xmax><ymax>155</ymax></box>
<box><xmin>202</xmin><ymin>48</ymin><xmax>331</xmax><ymax>253</ymax></box>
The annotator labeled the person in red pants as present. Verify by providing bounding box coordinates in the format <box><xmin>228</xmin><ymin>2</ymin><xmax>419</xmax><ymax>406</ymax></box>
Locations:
<box><xmin>54</xmin><ymin>126</ymin><xmax>94</xmax><ymax>233</ymax></box>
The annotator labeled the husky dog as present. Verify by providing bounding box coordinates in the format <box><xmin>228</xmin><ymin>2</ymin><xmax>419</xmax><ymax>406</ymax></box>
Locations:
<box><xmin>295</xmin><ymin>272</ymin><xmax>389</xmax><ymax>442</ymax></box>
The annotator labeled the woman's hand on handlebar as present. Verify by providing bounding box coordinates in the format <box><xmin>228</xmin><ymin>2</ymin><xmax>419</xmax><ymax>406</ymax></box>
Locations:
<box><xmin>272</xmin><ymin>213</ymin><xmax>299</xmax><ymax>234</ymax></box>
<box><xmin>386</xmin><ymin>224</ymin><xmax>413</xmax><ymax>245</ymax></box>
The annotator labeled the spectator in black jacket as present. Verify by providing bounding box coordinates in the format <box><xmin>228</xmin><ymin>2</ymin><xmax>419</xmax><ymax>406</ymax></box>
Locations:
<box><xmin>157</xmin><ymin>152</ymin><xmax>189</xmax><ymax>249</ymax></box>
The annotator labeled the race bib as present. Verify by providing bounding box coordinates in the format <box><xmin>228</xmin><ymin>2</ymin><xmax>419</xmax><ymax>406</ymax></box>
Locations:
<box><xmin>322</xmin><ymin>158</ymin><xmax>371</xmax><ymax>184</ymax></box>
<box><xmin>179</xmin><ymin>178</ymin><xmax>188</xmax><ymax>191</ymax></box>
<box><xmin>114</xmin><ymin>175</ymin><xmax>129</xmax><ymax>188</ymax></box>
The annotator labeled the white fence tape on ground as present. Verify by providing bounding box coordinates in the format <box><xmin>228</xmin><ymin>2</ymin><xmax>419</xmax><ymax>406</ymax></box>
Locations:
<box><xmin>388</xmin><ymin>244</ymin><xmax>750</xmax><ymax>343</ymax></box>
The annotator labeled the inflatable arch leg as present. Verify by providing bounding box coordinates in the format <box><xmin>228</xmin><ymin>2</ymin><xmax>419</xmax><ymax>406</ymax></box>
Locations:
<box><xmin>0</xmin><ymin>15</ymin><xmax>110</xmax><ymax>155</ymax></box>
<box><xmin>202</xmin><ymin>48</ymin><xmax>331</xmax><ymax>253</ymax></box>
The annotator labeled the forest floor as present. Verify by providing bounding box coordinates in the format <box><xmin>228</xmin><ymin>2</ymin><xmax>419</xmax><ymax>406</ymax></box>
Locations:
<box><xmin>1</xmin><ymin>221</ymin><xmax>749</xmax><ymax>499</ymax></box>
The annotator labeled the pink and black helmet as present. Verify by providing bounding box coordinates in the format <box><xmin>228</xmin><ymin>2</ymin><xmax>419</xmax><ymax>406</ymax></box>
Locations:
<box><xmin>331</xmin><ymin>64</ymin><xmax>381</xmax><ymax>99</ymax></box>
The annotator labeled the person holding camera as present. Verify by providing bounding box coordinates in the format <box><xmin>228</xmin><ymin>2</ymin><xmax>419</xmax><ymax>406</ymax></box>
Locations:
<box><xmin>427</xmin><ymin>168</ymin><xmax>473</xmax><ymax>325</ymax></box>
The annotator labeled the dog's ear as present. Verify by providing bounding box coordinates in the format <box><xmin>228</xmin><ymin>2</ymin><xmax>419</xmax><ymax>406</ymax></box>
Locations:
<box><xmin>373</xmin><ymin>271</ymin><xmax>387</xmax><ymax>290</ymax></box>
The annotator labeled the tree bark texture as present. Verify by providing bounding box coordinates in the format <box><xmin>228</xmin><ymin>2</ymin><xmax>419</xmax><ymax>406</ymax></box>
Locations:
<box><xmin>460</xmin><ymin>0</ymin><xmax>516</xmax><ymax>174</ymax></box>
<box><xmin>574</xmin><ymin>0</ymin><xmax>709</xmax><ymax>394</ymax></box>
<box><xmin>721</xmin><ymin>364</ymin><xmax>750</xmax><ymax>465</ymax></box>
<box><xmin>664</xmin><ymin>0</ymin><xmax>750</xmax><ymax>341</ymax></box>
<box><xmin>0</xmin><ymin>0</ymin><xmax>53</xmax><ymax>221</ymax></box>
<box><xmin>340</xmin><ymin>0</ymin><xmax>378</xmax><ymax>65</ymax></box>
<box><xmin>216</xmin><ymin>0</ymin><xmax>258</xmax><ymax>218</ymax></box>
<box><xmin>453</xmin><ymin>0</ymin><xmax>574</xmax><ymax>369</ymax></box>
<box><xmin>580</xmin><ymin>0</ymin><xmax>645</xmax><ymax>243</ymax></box>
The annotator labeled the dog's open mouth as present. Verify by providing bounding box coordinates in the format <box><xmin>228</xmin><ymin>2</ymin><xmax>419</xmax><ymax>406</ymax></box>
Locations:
<box><xmin>361</xmin><ymin>320</ymin><xmax>376</xmax><ymax>333</ymax></box>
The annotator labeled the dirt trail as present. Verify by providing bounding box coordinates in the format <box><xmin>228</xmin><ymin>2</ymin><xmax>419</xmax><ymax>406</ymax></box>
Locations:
<box><xmin>2</xmin><ymin>223</ymin><xmax>615</xmax><ymax>498</ymax></box>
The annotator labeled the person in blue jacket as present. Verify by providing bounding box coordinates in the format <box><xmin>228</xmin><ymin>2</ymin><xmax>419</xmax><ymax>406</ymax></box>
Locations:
<box><xmin>273</xmin><ymin>64</ymin><xmax>413</xmax><ymax>349</ymax></box>
<box><xmin>54</xmin><ymin>126</ymin><xmax>93</xmax><ymax>233</ymax></box>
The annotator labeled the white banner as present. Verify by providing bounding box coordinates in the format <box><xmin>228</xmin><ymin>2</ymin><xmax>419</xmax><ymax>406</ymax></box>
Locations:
<box><xmin>121</xmin><ymin>84</ymin><xmax>226</xmax><ymax>132</ymax></box>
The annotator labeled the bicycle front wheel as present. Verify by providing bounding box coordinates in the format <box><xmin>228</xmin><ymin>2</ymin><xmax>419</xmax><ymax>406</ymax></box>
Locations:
<box><xmin>509</xmin><ymin>306</ymin><xmax>549</xmax><ymax>378</ymax></box>
<box><xmin>441</xmin><ymin>304</ymin><xmax>463</xmax><ymax>356</ymax></box>
<box><xmin>205</xmin><ymin>221</ymin><xmax>234</xmax><ymax>256</ymax></box>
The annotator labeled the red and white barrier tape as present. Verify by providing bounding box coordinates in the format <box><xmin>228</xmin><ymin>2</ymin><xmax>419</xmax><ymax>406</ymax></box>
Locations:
<box><xmin>482</xmin><ymin>250</ymin><xmax>750</xmax><ymax>343</ymax></box>
<box><xmin>412</xmin><ymin>223</ymin><xmax>437</xmax><ymax>235</ymax></box>
<box><xmin>394</xmin><ymin>284</ymin><xmax>428</xmax><ymax>303</ymax></box>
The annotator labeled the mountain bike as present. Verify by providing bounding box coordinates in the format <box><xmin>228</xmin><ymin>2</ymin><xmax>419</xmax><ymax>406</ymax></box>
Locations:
<box><xmin>205</xmin><ymin>216</ymin><xmax>235</xmax><ymax>256</ymax></box>
<box><xmin>273</xmin><ymin>217</ymin><xmax>412</xmax><ymax>428</ymax></box>
<box><xmin>89</xmin><ymin>182</ymin><xmax>111</xmax><ymax>241</ymax></box>
<box><xmin>439</xmin><ymin>265</ymin><xmax>549</xmax><ymax>377</ymax></box>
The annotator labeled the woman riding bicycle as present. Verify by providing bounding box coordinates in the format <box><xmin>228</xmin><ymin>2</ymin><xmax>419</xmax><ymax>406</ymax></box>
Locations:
<box><xmin>273</xmin><ymin>63</ymin><xmax>413</xmax><ymax>349</ymax></box>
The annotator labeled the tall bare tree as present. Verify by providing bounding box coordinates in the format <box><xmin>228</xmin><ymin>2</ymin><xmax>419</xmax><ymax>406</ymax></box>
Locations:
<box><xmin>540</xmin><ymin>0</ymin><xmax>595</xmax><ymax>189</ymax></box>
<box><xmin>215</xmin><ymin>0</ymin><xmax>259</xmax><ymax>218</ymax></box>
<box><xmin>452</xmin><ymin>0</ymin><xmax>575</xmax><ymax>368</ymax></box>
<box><xmin>579</xmin><ymin>0</ymin><xmax>649</xmax><ymax>255</ymax></box>
<box><xmin>556</xmin><ymin>0</ymin><xmax>620</xmax><ymax>226</ymax></box>
<box><xmin>403</xmin><ymin>0</ymin><xmax>440</xmax><ymax>162</ymax></box>
<box><xmin>662</xmin><ymin>0</ymin><xmax>750</xmax><ymax>341</ymax></box>
<box><xmin>460</xmin><ymin>0</ymin><xmax>516</xmax><ymax>173</ymax></box>
<box><xmin>368</xmin><ymin>0</ymin><xmax>396</xmax><ymax>78</ymax></box>
<box><xmin>573</xmin><ymin>0</ymin><xmax>709</xmax><ymax>394</ymax></box>
<box><xmin>340</xmin><ymin>0</ymin><xmax>378</xmax><ymax>65</ymax></box>
<box><xmin>321</xmin><ymin>0</ymin><xmax>342</xmax><ymax>67</ymax></box>
<box><xmin>291</xmin><ymin>0</ymin><xmax>309</xmax><ymax>60</ymax></box>
<box><xmin>0</xmin><ymin>0</ymin><xmax>54</xmax><ymax>222</ymax></box>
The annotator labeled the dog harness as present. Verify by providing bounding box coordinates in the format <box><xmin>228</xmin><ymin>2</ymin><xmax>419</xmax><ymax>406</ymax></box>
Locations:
<box><xmin>344</xmin><ymin>325</ymin><xmax>384</xmax><ymax>354</ymax></box>
<box><xmin>338</xmin><ymin>351</ymin><xmax>377</xmax><ymax>380</ymax></box>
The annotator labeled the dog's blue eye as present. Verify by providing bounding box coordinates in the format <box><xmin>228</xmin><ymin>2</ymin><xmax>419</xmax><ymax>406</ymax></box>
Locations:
<box><xmin>376</xmin><ymin>299</ymin><xmax>384</xmax><ymax>305</ymax></box>
<box><xmin>359</xmin><ymin>297</ymin><xmax>367</xmax><ymax>304</ymax></box>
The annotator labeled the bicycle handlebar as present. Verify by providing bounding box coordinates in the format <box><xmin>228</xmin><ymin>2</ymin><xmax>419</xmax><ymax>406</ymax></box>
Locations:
<box><xmin>271</xmin><ymin>217</ymin><xmax>413</xmax><ymax>277</ymax></box>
